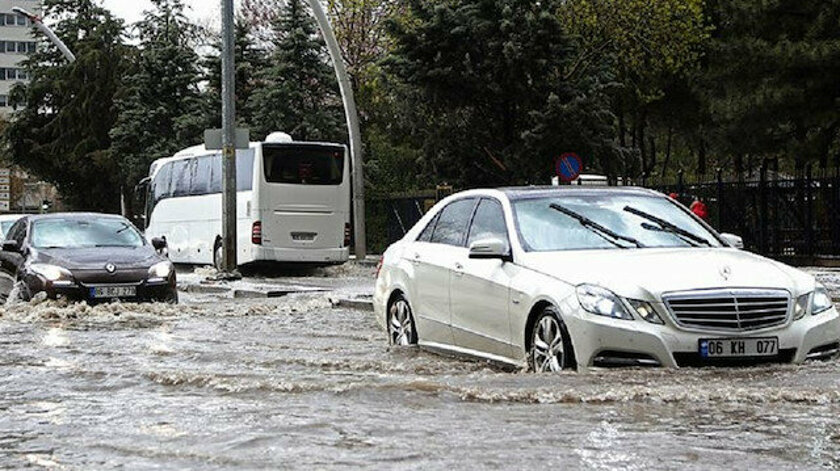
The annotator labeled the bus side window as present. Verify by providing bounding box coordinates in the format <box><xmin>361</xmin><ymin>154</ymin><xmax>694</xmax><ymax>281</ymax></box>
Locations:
<box><xmin>209</xmin><ymin>153</ymin><xmax>222</xmax><ymax>194</ymax></box>
<box><xmin>152</xmin><ymin>163</ymin><xmax>173</xmax><ymax>205</ymax></box>
<box><xmin>191</xmin><ymin>156</ymin><xmax>213</xmax><ymax>196</ymax></box>
<box><xmin>170</xmin><ymin>159</ymin><xmax>191</xmax><ymax>197</ymax></box>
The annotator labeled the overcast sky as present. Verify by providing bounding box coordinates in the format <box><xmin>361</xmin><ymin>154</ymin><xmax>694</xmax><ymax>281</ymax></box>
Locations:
<box><xmin>100</xmin><ymin>0</ymin><xmax>217</xmax><ymax>26</ymax></box>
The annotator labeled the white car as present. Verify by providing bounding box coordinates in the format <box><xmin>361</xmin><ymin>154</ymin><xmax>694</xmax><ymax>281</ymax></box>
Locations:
<box><xmin>373</xmin><ymin>187</ymin><xmax>840</xmax><ymax>371</ymax></box>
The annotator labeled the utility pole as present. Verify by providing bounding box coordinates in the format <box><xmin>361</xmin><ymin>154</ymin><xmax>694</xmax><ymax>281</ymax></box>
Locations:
<box><xmin>220</xmin><ymin>0</ymin><xmax>238</xmax><ymax>273</ymax></box>
<box><xmin>307</xmin><ymin>0</ymin><xmax>367</xmax><ymax>260</ymax></box>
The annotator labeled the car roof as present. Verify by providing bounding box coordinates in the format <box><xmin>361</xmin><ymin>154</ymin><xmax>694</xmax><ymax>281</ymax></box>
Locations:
<box><xmin>498</xmin><ymin>185</ymin><xmax>662</xmax><ymax>200</ymax></box>
<box><xmin>23</xmin><ymin>212</ymin><xmax>129</xmax><ymax>222</ymax></box>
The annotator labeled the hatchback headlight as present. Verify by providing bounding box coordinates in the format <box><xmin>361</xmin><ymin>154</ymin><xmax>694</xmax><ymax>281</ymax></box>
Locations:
<box><xmin>30</xmin><ymin>263</ymin><xmax>72</xmax><ymax>282</ymax></box>
<box><xmin>148</xmin><ymin>261</ymin><xmax>173</xmax><ymax>279</ymax></box>
<box><xmin>812</xmin><ymin>286</ymin><xmax>834</xmax><ymax>315</ymax></box>
<box><xmin>576</xmin><ymin>284</ymin><xmax>634</xmax><ymax>320</ymax></box>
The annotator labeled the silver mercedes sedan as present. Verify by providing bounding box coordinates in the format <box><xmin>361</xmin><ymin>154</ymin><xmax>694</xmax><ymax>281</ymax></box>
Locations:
<box><xmin>373</xmin><ymin>187</ymin><xmax>839</xmax><ymax>371</ymax></box>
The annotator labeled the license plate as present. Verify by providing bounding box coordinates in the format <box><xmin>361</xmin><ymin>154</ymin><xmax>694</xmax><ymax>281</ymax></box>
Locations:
<box><xmin>90</xmin><ymin>286</ymin><xmax>136</xmax><ymax>299</ymax></box>
<box><xmin>700</xmin><ymin>337</ymin><xmax>778</xmax><ymax>358</ymax></box>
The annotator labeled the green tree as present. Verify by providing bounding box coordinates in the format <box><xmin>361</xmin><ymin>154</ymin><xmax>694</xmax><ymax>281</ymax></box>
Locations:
<box><xmin>705</xmin><ymin>0</ymin><xmax>840</xmax><ymax>173</ymax></box>
<box><xmin>385</xmin><ymin>0</ymin><xmax>623</xmax><ymax>185</ymax></box>
<box><xmin>110</xmin><ymin>0</ymin><xmax>205</xmax><ymax>205</ymax></box>
<box><xmin>203</xmin><ymin>19</ymin><xmax>268</xmax><ymax>129</ymax></box>
<box><xmin>4</xmin><ymin>0</ymin><xmax>127</xmax><ymax>211</ymax></box>
<box><xmin>247</xmin><ymin>0</ymin><xmax>345</xmax><ymax>141</ymax></box>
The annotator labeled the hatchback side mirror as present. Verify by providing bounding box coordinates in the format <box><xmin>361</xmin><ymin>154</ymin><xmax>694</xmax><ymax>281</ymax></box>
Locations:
<box><xmin>720</xmin><ymin>233</ymin><xmax>744</xmax><ymax>249</ymax></box>
<box><xmin>2</xmin><ymin>239</ymin><xmax>20</xmax><ymax>253</ymax></box>
<box><xmin>468</xmin><ymin>238</ymin><xmax>512</xmax><ymax>262</ymax></box>
<box><xmin>151</xmin><ymin>237</ymin><xmax>167</xmax><ymax>251</ymax></box>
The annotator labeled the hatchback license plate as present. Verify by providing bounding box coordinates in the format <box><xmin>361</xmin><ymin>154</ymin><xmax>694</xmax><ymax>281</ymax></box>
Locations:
<box><xmin>700</xmin><ymin>337</ymin><xmax>778</xmax><ymax>358</ymax></box>
<box><xmin>90</xmin><ymin>286</ymin><xmax>136</xmax><ymax>299</ymax></box>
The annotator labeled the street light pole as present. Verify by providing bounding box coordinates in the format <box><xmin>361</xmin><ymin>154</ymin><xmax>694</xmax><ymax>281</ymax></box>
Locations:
<box><xmin>306</xmin><ymin>0</ymin><xmax>367</xmax><ymax>260</ymax></box>
<box><xmin>12</xmin><ymin>7</ymin><xmax>75</xmax><ymax>63</ymax></box>
<box><xmin>220</xmin><ymin>0</ymin><xmax>238</xmax><ymax>274</ymax></box>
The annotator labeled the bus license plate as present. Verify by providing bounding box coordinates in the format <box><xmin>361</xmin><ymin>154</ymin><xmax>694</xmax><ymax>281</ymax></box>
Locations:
<box><xmin>700</xmin><ymin>337</ymin><xmax>778</xmax><ymax>358</ymax></box>
<box><xmin>90</xmin><ymin>286</ymin><xmax>136</xmax><ymax>299</ymax></box>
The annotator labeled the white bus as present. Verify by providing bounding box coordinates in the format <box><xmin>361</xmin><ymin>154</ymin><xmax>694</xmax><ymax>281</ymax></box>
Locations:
<box><xmin>142</xmin><ymin>133</ymin><xmax>351</xmax><ymax>268</ymax></box>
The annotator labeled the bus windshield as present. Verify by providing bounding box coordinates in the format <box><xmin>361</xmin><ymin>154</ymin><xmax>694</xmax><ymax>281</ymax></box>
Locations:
<box><xmin>263</xmin><ymin>145</ymin><xmax>345</xmax><ymax>185</ymax></box>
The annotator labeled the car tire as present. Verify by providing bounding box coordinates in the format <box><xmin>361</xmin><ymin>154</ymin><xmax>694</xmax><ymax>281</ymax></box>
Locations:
<box><xmin>6</xmin><ymin>280</ymin><xmax>31</xmax><ymax>304</ymax></box>
<box><xmin>388</xmin><ymin>294</ymin><xmax>417</xmax><ymax>346</ymax></box>
<box><xmin>529</xmin><ymin>306</ymin><xmax>576</xmax><ymax>372</ymax></box>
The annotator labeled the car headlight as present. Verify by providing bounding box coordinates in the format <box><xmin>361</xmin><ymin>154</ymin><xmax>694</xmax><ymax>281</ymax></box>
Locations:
<box><xmin>812</xmin><ymin>286</ymin><xmax>834</xmax><ymax>315</ymax></box>
<box><xmin>794</xmin><ymin>292</ymin><xmax>810</xmax><ymax>320</ymax></box>
<box><xmin>627</xmin><ymin>299</ymin><xmax>664</xmax><ymax>325</ymax></box>
<box><xmin>30</xmin><ymin>263</ymin><xmax>72</xmax><ymax>282</ymax></box>
<box><xmin>148</xmin><ymin>261</ymin><xmax>173</xmax><ymax>279</ymax></box>
<box><xmin>576</xmin><ymin>284</ymin><xmax>634</xmax><ymax>320</ymax></box>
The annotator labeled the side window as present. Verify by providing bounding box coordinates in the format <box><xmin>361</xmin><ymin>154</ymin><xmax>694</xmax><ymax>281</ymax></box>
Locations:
<box><xmin>152</xmin><ymin>163</ymin><xmax>173</xmax><ymax>204</ymax></box>
<box><xmin>170</xmin><ymin>159</ymin><xmax>191</xmax><ymax>197</ymax></box>
<box><xmin>209</xmin><ymin>153</ymin><xmax>222</xmax><ymax>193</ymax></box>
<box><xmin>430</xmin><ymin>198</ymin><xmax>477</xmax><ymax>246</ymax></box>
<box><xmin>191</xmin><ymin>156</ymin><xmax>213</xmax><ymax>195</ymax></box>
<box><xmin>467</xmin><ymin>198</ymin><xmax>509</xmax><ymax>248</ymax></box>
<box><xmin>417</xmin><ymin>213</ymin><xmax>440</xmax><ymax>242</ymax></box>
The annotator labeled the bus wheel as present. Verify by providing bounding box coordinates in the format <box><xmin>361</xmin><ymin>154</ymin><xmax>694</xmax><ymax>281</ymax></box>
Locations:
<box><xmin>213</xmin><ymin>238</ymin><xmax>224</xmax><ymax>272</ymax></box>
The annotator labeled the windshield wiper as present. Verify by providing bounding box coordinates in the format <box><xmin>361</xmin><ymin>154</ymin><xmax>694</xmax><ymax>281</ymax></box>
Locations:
<box><xmin>549</xmin><ymin>203</ymin><xmax>645</xmax><ymax>248</ymax></box>
<box><xmin>623</xmin><ymin>206</ymin><xmax>712</xmax><ymax>247</ymax></box>
<box><xmin>116</xmin><ymin>222</ymin><xmax>132</xmax><ymax>234</ymax></box>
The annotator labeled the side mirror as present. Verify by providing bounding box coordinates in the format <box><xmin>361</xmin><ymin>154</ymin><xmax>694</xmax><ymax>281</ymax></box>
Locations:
<box><xmin>151</xmin><ymin>237</ymin><xmax>167</xmax><ymax>251</ymax></box>
<box><xmin>468</xmin><ymin>238</ymin><xmax>512</xmax><ymax>262</ymax></box>
<box><xmin>2</xmin><ymin>239</ymin><xmax>19</xmax><ymax>253</ymax></box>
<box><xmin>720</xmin><ymin>233</ymin><xmax>744</xmax><ymax>249</ymax></box>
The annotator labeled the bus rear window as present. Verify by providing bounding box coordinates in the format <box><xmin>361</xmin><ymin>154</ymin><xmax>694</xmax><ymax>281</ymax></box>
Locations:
<box><xmin>263</xmin><ymin>145</ymin><xmax>345</xmax><ymax>185</ymax></box>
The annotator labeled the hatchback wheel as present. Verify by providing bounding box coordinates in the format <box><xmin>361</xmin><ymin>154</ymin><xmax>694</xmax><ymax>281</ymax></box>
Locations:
<box><xmin>530</xmin><ymin>307</ymin><xmax>575</xmax><ymax>372</ymax></box>
<box><xmin>388</xmin><ymin>295</ymin><xmax>417</xmax><ymax>346</ymax></box>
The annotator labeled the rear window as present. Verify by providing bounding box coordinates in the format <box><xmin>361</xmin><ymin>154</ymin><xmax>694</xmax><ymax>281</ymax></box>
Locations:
<box><xmin>263</xmin><ymin>144</ymin><xmax>345</xmax><ymax>185</ymax></box>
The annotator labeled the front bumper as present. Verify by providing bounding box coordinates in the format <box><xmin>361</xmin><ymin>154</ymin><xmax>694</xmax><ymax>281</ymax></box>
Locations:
<box><xmin>564</xmin><ymin>304</ymin><xmax>840</xmax><ymax>368</ymax></box>
<box><xmin>27</xmin><ymin>274</ymin><xmax>177</xmax><ymax>304</ymax></box>
<box><xmin>251</xmin><ymin>246</ymin><xmax>349</xmax><ymax>264</ymax></box>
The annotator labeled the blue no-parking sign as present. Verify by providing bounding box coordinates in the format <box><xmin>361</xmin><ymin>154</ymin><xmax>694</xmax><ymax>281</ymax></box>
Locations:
<box><xmin>555</xmin><ymin>153</ymin><xmax>583</xmax><ymax>182</ymax></box>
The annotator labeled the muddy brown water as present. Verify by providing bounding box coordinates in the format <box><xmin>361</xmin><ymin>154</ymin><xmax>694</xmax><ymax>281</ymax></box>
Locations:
<box><xmin>0</xmin><ymin>269</ymin><xmax>839</xmax><ymax>469</ymax></box>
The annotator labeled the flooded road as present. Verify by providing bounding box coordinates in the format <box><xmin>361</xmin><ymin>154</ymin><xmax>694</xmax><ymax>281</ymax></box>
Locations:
<box><xmin>1</xmin><ymin>266</ymin><xmax>840</xmax><ymax>469</ymax></box>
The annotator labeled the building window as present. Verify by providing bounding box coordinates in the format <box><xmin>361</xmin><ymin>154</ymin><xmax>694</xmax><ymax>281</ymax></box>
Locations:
<box><xmin>0</xmin><ymin>95</ymin><xmax>8</xmax><ymax>107</ymax></box>
<box><xmin>1</xmin><ymin>14</ymin><xmax>30</xmax><ymax>27</ymax></box>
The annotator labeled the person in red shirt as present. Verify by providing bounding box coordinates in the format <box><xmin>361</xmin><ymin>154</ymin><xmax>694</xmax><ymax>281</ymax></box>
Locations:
<box><xmin>690</xmin><ymin>197</ymin><xmax>709</xmax><ymax>221</ymax></box>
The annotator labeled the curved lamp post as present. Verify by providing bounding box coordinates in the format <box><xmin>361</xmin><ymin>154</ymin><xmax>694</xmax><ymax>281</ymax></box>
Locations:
<box><xmin>306</xmin><ymin>0</ymin><xmax>367</xmax><ymax>260</ymax></box>
<box><xmin>12</xmin><ymin>7</ymin><xmax>75</xmax><ymax>63</ymax></box>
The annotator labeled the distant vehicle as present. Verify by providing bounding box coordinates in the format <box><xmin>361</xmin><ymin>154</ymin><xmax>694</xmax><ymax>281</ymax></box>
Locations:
<box><xmin>140</xmin><ymin>132</ymin><xmax>351</xmax><ymax>269</ymax></box>
<box><xmin>0</xmin><ymin>213</ymin><xmax>177</xmax><ymax>303</ymax></box>
<box><xmin>0</xmin><ymin>214</ymin><xmax>26</xmax><ymax>239</ymax></box>
<box><xmin>374</xmin><ymin>186</ymin><xmax>839</xmax><ymax>371</ymax></box>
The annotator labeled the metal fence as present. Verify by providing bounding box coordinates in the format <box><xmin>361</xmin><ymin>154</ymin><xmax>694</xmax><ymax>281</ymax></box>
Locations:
<box><xmin>372</xmin><ymin>168</ymin><xmax>840</xmax><ymax>261</ymax></box>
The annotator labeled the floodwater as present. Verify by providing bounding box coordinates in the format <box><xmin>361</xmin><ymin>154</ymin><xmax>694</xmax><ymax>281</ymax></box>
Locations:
<box><xmin>1</xmin><ymin>267</ymin><xmax>839</xmax><ymax>469</ymax></box>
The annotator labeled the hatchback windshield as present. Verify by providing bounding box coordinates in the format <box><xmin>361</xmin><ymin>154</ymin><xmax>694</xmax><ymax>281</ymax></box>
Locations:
<box><xmin>31</xmin><ymin>218</ymin><xmax>145</xmax><ymax>249</ymax></box>
<box><xmin>512</xmin><ymin>194</ymin><xmax>722</xmax><ymax>251</ymax></box>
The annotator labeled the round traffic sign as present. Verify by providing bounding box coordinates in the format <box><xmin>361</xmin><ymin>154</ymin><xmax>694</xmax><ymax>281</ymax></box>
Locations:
<box><xmin>555</xmin><ymin>153</ymin><xmax>583</xmax><ymax>182</ymax></box>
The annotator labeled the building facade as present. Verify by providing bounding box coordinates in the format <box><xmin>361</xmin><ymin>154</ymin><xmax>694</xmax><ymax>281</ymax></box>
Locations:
<box><xmin>0</xmin><ymin>0</ymin><xmax>38</xmax><ymax>115</ymax></box>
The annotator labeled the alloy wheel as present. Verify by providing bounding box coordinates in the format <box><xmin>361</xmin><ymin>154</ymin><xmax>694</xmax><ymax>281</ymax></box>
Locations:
<box><xmin>532</xmin><ymin>315</ymin><xmax>565</xmax><ymax>372</ymax></box>
<box><xmin>388</xmin><ymin>298</ymin><xmax>415</xmax><ymax>346</ymax></box>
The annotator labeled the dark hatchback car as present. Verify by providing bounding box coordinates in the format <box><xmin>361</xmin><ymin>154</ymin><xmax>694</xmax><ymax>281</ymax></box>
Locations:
<box><xmin>0</xmin><ymin>213</ymin><xmax>177</xmax><ymax>303</ymax></box>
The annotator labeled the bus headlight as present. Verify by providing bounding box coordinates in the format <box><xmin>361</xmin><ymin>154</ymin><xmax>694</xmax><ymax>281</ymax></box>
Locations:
<box><xmin>30</xmin><ymin>263</ymin><xmax>72</xmax><ymax>282</ymax></box>
<box><xmin>148</xmin><ymin>261</ymin><xmax>173</xmax><ymax>279</ymax></box>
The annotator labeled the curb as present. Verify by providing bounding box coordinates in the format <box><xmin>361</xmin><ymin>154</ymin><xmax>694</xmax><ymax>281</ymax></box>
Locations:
<box><xmin>331</xmin><ymin>297</ymin><xmax>374</xmax><ymax>311</ymax></box>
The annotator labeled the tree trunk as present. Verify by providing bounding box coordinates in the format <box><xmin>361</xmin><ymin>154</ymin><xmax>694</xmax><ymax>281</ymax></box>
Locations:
<box><xmin>662</xmin><ymin>126</ymin><xmax>673</xmax><ymax>180</ymax></box>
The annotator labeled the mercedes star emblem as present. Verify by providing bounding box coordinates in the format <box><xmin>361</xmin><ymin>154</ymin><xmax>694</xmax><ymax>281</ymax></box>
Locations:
<box><xmin>720</xmin><ymin>265</ymin><xmax>731</xmax><ymax>280</ymax></box>
<box><xmin>105</xmin><ymin>263</ymin><xmax>116</xmax><ymax>273</ymax></box>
